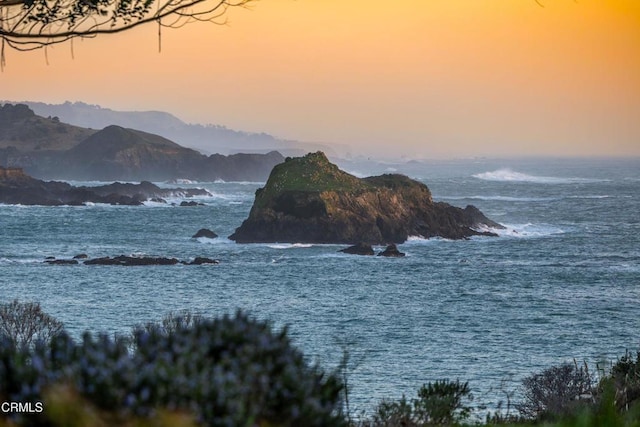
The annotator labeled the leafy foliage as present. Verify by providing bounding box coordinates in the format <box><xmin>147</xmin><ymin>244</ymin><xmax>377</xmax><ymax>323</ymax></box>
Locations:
<box><xmin>610</xmin><ymin>351</ymin><xmax>640</xmax><ymax>413</ymax></box>
<box><xmin>0</xmin><ymin>310</ymin><xmax>345</xmax><ymax>427</ymax></box>
<box><xmin>367</xmin><ymin>379</ymin><xmax>473</xmax><ymax>426</ymax></box>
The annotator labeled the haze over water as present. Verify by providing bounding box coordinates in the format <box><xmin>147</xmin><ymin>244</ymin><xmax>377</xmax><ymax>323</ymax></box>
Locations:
<box><xmin>2</xmin><ymin>1</ymin><xmax>639</xmax><ymax>159</ymax></box>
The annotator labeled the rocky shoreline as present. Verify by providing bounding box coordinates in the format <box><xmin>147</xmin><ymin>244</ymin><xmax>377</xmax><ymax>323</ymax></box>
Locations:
<box><xmin>0</xmin><ymin>166</ymin><xmax>210</xmax><ymax>206</ymax></box>
<box><xmin>44</xmin><ymin>255</ymin><xmax>220</xmax><ymax>266</ymax></box>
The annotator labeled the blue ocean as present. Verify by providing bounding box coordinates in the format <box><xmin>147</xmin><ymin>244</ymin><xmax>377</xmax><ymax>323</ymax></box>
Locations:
<box><xmin>1</xmin><ymin>157</ymin><xmax>638</xmax><ymax>414</ymax></box>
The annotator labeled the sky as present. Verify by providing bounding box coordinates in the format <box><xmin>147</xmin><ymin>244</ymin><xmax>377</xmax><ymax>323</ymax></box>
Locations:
<box><xmin>1</xmin><ymin>0</ymin><xmax>639</xmax><ymax>159</ymax></box>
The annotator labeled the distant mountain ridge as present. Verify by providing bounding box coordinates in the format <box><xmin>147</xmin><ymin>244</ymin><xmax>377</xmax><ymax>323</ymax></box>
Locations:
<box><xmin>0</xmin><ymin>103</ymin><xmax>284</xmax><ymax>181</ymax></box>
<box><xmin>7</xmin><ymin>100</ymin><xmax>329</xmax><ymax>156</ymax></box>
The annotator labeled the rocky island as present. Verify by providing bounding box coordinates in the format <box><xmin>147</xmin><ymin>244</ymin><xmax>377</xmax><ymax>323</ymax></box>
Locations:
<box><xmin>0</xmin><ymin>166</ymin><xmax>210</xmax><ymax>205</ymax></box>
<box><xmin>230</xmin><ymin>152</ymin><xmax>503</xmax><ymax>244</ymax></box>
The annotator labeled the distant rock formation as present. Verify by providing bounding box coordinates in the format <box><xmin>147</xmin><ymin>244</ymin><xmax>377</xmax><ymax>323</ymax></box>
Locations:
<box><xmin>377</xmin><ymin>244</ymin><xmax>405</xmax><ymax>257</ymax></box>
<box><xmin>46</xmin><ymin>255</ymin><xmax>220</xmax><ymax>266</ymax></box>
<box><xmin>84</xmin><ymin>255</ymin><xmax>181</xmax><ymax>266</ymax></box>
<box><xmin>339</xmin><ymin>243</ymin><xmax>375</xmax><ymax>256</ymax></box>
<box><xmin>230</xmin><ymin>152</ymin><xmax>504</xmax><ymax>244</ymax></box>
<box><xmin>192</xmin><ymin>229</ymin><xmax>218</xmax><ymax>239</ymax></box>
<box><xmin>0</xmin><ymin>166</ymin><xmax>210</xmax><ymax>206</ymax></box>
<box><xmin>0</xmin><ymin>103</ymin><xmax>284</xmax><ymax>182</ymax></box>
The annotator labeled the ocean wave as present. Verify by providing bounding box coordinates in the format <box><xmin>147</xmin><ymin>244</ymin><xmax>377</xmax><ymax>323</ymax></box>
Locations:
<box><xmin>0</xmin><ymin>257</ymin><xmax>45</xmax><ymax>265</ymax></box>
<box><xmin>444</xmin><ymin>194</ymin><xmax>613</xmax><ymax>202</ymax></box>
<box><xmin>212</xmin><ymin>180</ymin><xmax>265</xmax><ymax>185</ymax></box>
<box><xmin>478</xmin><ymin>223</ymin><xmax>565</xmax><ymax>238</ymax></box>
<box><xmin>404</xmin><ymin>224</ymin><xmax>565</xmax><ymax>241</ymax></box>
<box><xmin>195</xmin><ymin>237</ymin><xmax>235</xmax><ymax>245</ymax></box>
<box><xmin>444</xmin><ymin>195</ymin><xmax>556</xmax><ymax>202</ymax></box>
<box><xmin>473</xmin><ymin>169</ymin><xmax>607</xmax><ymax>184</ymax></box>
<box><xmin>405</xmin><ymin>235</ymin><xmax>454</xmax><ymax>244</ymax></box>
<box><xmin>267</xmin><ymin>243</ymin><xmax>314</xmax><ymax>249</ymax></box>
<box><xmin>165</xmin><ymin>178</ymin><xmax>198</xmax><ymax>185</ymax></box>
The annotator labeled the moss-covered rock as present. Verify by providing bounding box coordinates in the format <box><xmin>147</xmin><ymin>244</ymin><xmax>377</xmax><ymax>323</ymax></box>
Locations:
<box><xmin>229</xmin><ymin>152</ymin><xmax>503</xmax><ymax>244</ymax></box>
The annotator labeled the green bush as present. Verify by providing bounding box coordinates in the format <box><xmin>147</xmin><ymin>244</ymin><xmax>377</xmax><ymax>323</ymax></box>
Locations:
<box><xmin>0</xmin><ymin>311</ymin><xmax>345</xmax><ymax>427</ymax></box>
<box><xmin>368</xmin><ymin>379</ymin><xmax>473</xmax><ymax>426</ymax></box>
<box><xmin>610</xmin><ymin>351</ymin><xmax>640</xmax><ymax>413</ymax></box>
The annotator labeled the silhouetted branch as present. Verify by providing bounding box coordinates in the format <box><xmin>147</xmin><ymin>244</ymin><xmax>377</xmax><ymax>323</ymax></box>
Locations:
<box><xmin>0</xmin><ymin>0</ymin><xmax>254</xmax><ymax>51</ymax></box>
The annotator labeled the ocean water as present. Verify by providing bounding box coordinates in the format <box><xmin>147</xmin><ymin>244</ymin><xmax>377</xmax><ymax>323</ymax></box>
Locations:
<box><xmin>1</xmin><ymin>157</ymin><xmax>639</xmax><ymax>415</ymax></box>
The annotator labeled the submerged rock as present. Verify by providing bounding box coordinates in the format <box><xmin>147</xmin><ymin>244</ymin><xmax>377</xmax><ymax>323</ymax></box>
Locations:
<box><xmin>180</xmin><ymin>201</ymin><xmax>204</xmax><ymax>207</ymax></box>
<box><xmin>84</xmin><ymin>255</ymin><xmax>180</xmax><ymax>266</ymax></box>
<box><xmin>44</xmin><ymin>259</ymin><xmax>79</xmax><ymax>265</ymax></box>
<box><xmin>229</xmin><ymin>152</ymin><xmax>504</xmax><ymax>244</ymax></box>
<box><xmin>81</xmin><ymin>255</ymin><xmax>220</xmax><ymax>266</ymax></box>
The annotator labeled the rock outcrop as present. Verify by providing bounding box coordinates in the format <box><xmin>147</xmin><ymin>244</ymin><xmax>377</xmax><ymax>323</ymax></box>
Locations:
<box><xmin>46</xmin><ymin>255</ymin><xmax>221</xmax><ymax>266</ymax></box>
<box><xmin>230</xmin><ymin>152</ymin><xmax>503</xmax><ymax>244</ymax></box>
<box><xmin>377</xmin><ymin>244</ymin><xmax>405</xmax><ymax>257</ymax></box>
<box><xmin>0</xmin><ymin>166</ymin><xmax>210</xmax><ymax>206</ymax></box>
<box><xmin>339</xmin><ymin>243</ymin><xmax>375</xmax><ymax>256</ymax></box>
<box><xmin>192</xmin><ymin>229</ymin><xmax>218</xmax><ymax>239</ymax></box>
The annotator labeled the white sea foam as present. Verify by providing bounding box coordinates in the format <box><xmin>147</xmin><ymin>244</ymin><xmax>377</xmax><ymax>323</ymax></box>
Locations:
<box><xmin>405</xmin><ymin>235</ymin><xmax>453</xmax><ymax>245</ymax></box>
<box><xmin>473</xmin><ymin>169</ymin><xmax>607</xmax><ymax>184</ymax></box>
<box><xmin>165</xmin><ymin>178</ymin><xmax>198</xmax><ymax>185</ymax></box>
<box><xmin>196</xmin><ymin>237</ymin><xmax>235</xmax><ymax>245</ymax></box>
<box><xmin>444</xmin><ymin>195</ymin><xmax>556</xmax><ymax>202</ymax></box>
<box><xmin>478</xmin><ymin>223</ymin><xmax>565</xmax><ymax>238</ymax></box>
<box><xmin>267</xmin><ymin>243</ymin><xmax>314</xmax><ymax>249</ymax></box>
<box><xmin>444</xmin><ymin>194</ymin><xmax>612</xmax><ymax>202</ymax></box>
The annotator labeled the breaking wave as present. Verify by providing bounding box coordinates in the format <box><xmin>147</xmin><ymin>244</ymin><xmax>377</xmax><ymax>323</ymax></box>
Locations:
<box><xmin>268</xmin><ymin>243</ymin><xmax>314</xmax><ymax>249</ymax></box>
<box><xmin>473</xmin><ymin>169</ymin><xmax>607</xmax><ymax>184</ymax></box>
<box><xmin>477</xmin><ymin>223</ymin><xmax>565</xmax><ymax>238</ymax></box>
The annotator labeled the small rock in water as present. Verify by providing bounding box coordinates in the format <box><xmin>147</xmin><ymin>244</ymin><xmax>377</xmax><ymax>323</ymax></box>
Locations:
<box><xmin>192</xmin><ymin>228</ymin><xmax>218</xmax><ymax>239</ymax></box>
<box><xmin>180</xmin><ymin>201</ymin><xmax>204</xmax><ymax>207</ymax></box>
<box><xmin>185</xmin><ymin>257</ymin><xmax>220</xmax><ymax>265</ymax></box>
<box><xmin>377</xmin><ymin>244</ymin><xmax>405</xmax><ymax>257</ymax></box>
<box><xmin>339</xmin><ymin>243</ymin><xmax>375</xmax><ymax>256</ymax></box>
<box><xmin>44</xmin><ymin>259</ymin><xmax>78</xmax><ymax>265</ymax></box>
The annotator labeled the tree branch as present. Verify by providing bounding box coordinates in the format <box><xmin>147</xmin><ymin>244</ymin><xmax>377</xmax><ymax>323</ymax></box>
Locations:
<box><xmin>0</xmin><ymin>0</ymin><xmax>255</xmax><ymax>51</ymax></box>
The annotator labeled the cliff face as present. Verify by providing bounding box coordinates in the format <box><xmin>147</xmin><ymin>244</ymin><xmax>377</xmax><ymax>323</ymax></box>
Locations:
<box><xmin>0</xmin><ymin>167</ymin><xmax>30</xmax><ymax>181</ymax></box>
<box><xmin>230</xmin><ymin>152</ymin><xmax>503</xmax><ymax>244</ymax></box>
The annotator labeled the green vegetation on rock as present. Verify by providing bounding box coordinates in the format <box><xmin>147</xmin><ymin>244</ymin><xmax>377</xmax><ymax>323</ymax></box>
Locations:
<box><xmin>232</xmin><ymin>151</ymin><xmax>500</xmax><ymax>243</ymax></box>
<box><xmin>253</xmin><ymin>152</ymin><xmax>368</xmax><ymax>209</ymax></box>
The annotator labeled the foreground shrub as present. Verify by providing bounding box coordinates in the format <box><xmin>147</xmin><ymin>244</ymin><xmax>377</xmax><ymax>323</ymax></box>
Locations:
<box><xmin>0</xmin><ymin>300</ymin><xmax>64</xmax><ymax>347</ymax></box>
<box><xmin>0</xmin><ymin>311</ymin><xmax>345</xmax><ymax>427</ymax></box>
<box><xmin>610</xmin><ymin>351</ymin><xmax>640</xmax><ymax>413</ymax></box>
<box><xmin>516</xmin><ymin>361</ymin><xmax>596</xmax><ymax>421</ymax></box>
<box><xmin>367</xmin><ymin>379</ymin><xmax>473</xmax><ymax>426</ymax></box>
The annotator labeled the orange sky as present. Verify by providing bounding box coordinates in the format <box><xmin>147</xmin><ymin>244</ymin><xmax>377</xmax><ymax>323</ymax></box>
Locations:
<box><xmin>1</xmin><ymin>0</ymin><xmax>639</xmax><ymax>158</ymax></box>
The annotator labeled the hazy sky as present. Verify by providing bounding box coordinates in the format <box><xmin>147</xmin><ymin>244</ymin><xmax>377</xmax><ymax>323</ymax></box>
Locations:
<box><xmin>1</xmin><ymin>0</ymin><xmax>639</xmax><ymax>159</ymax></box>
